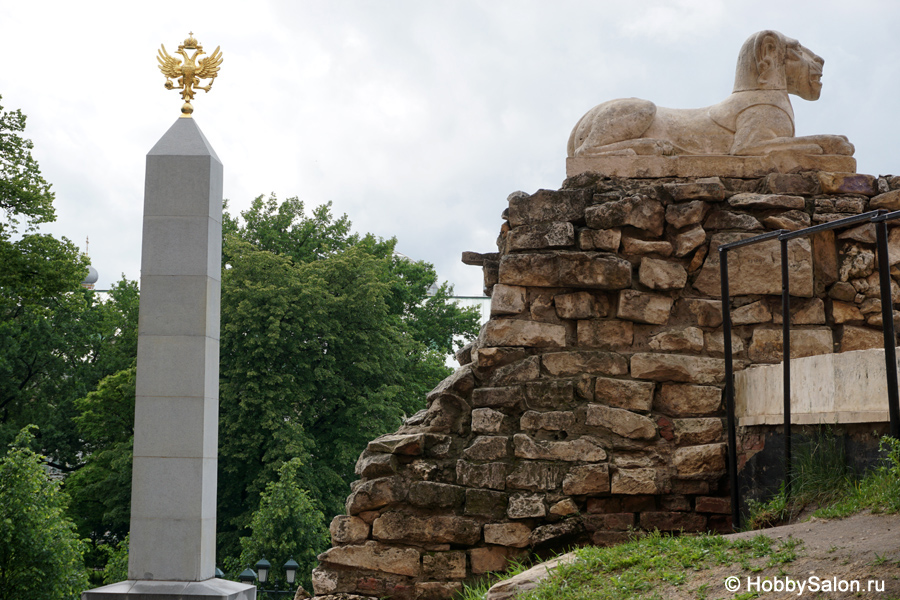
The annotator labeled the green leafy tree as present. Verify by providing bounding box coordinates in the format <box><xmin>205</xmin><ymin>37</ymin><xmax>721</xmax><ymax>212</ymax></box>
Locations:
<box><xmin>238</xmin><ymin>458</ymin><xmax>329</xmax><ymax>592</ymax></box>
<box><xmin>0</xmin><ymin>95</ymin><xmax>84</xmax><ymax>302</ymax></box>
<box><xmin>216</xmin><ymin>195</ymin><xmax>480</xmax><ymax>557</ymax></box>
<box><xmin>0</xmin><ymin>96</ymin><xmax>140</xmax><ymax>467</ymax></box>
<box><xmin>101</xmin><ymin>535</ymin><xmax>129</xmax><ymax>585</ymax></box>
<box><xmin>67</xmin><ymin>366</ymin><xmax>136</xmax><ymax>545</ymax></box>
<box><xmin>0</xmin><ymin>280</ymin><xmax>140</xmax><ymax>469</ymax></box>
<box><xmin>0</xmin><ymin>427</ymin><xmax>88</xmax><ymax>600</ymax></box>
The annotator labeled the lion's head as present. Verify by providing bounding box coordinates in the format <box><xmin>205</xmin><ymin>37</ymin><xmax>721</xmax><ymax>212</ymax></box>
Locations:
<box><xmin>733</xmin><ymin>30</ymin><xmax>824</xmax><ymax>101</ymax></box>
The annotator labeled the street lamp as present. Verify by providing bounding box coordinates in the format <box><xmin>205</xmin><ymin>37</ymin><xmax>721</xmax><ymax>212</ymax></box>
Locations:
<box><xmin>238</xmin><ymin>568</ymin><xmax>256</xmax><ymax>584</ymax></box>
<box><xmin>242</xmin><ymin>557</ymin><xmax>300</xmax><ymax>597</ymax></box>
<box><xmin>283</xmin><ymin>558</ymin><xmax>299</xmax><ymax>586</ymax></box>
<box><xmin>255</xmin><ymin>558</ymin><xmax>271</xmax><ymax>585</ymax></box>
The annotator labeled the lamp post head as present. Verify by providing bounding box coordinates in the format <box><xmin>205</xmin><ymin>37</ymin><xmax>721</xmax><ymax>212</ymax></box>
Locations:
<box><xmin>237</xmin><ymin>568</ymin><xmax>256</xmax><ymax>584</ymax></box>
<box><xmin>283</xmin><ymin>558</ymin><xmax>300</xmax><ymax>585</ymax></box>
<box><xmin>254</xmin><ymin>558</ymin><xmax>271</xmax><ymax>584</ymax></box>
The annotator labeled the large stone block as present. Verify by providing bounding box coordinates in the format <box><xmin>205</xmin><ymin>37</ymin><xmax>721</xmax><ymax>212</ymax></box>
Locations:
<box><xmin>505</xmin><ymin>461</ymin><xmax>567</xmax><ymax>491</ymax></box>
<box><xmin>631</xmin><ymin>353</ymin><xmax>725</xmax><ymax>385</ymax></box>
<box><xmin>463</xmin><ymin>436</ymin><xmax>510</xmax><ymax>461</ymax></box>
<box><xmin>817</xmin><ymin>172</ymin><xmax>877</xmax><ymax>196</ymax></box>
<box><xmin>465</xmin><ymin>489</ymin><xmax>508</xmax><ymax>519</ymax></box>
<box><xmin>520</xmin><ymin>410</ymin><xmax>576</xmax><ymax>431</ymax></box>
<box><xmin>484</xmin><ymin>523</ymin><xmax>532</xmax><ymax>548</ymax></box>
<box><xmin>621</xmin><ymin>234</ymin><xmax>673</xmax><ymax>257</ymax></box>
<box><xmin>672</xmin><ymin>443</ymin><xmax>726</xmax><ymax>478</ymax></box>
<box><xmin>355</xmin><ymin>452</ymin><xmax>399</xmax><ymax>478</ymax></box>
<box><xmin>639</xmin><ymin>258</ymin><xmax>688</xmax><ymax>291</ymax></box>
<box><xmin>586</xmin><ymin>404</ymin><xmax>657</xmax><ymax>440</ymax></box>
<box><xmin>426</xmin><ymin>365</ymin><xmax>476</xmax><ymax>403</ymax></box>
<box><xmin>367</xmin><ymin>433</ymin><xmax>425</xmax><ymax>456</ymax></box>
<box><xmin>562</xmin><ymin>464</ymin><xmax>610</xmax><ymax>495</ymax></box>
<box><xmin>694</xmin><ymin>233</ymin><xmax>813</xmax><ymax>298</ymax></box>
<box><xmin>330</xmin><ymin>515</ymin><xmax>369</xmax><ymax>545</ymax></box>
<box><xmin>422</xmin><ymin>552</ymin><xmax>467</xmax><ymax>580</ymax></box>
<box><xmin>472</xmin><ymin>386</ymin><xmax>524</xmax><ymax>409</ymax></box>
<box><xmin>507</xmin><ymin>493</ymin><xmax>547</xmax><ymax>519</ymax></box>
<box><xmin>472</xmin><ymin>408</ymin><xmax>506</xmax><ymax>433</ymax></box>
<box><xmin>513</xmin><ymin>434</ymin><xmax>607</xmax><ymax>461</ymax></box>
<box><xmin>747</xmin><ymin>328</ymin><xmax>833</xmax><ymax>363</ymax></box>
<box><xmin>666</xmin><ymin>200</ymin><xmax>709</xmax><ymax>228</ymax></box>
<box><xmin>470</xmin><ymin>547</ymin><xmax>520</xmax><ymax>574</ymax></box>
<box><xmin>524</xmin><ymin>380</ymin><xmax>576</xmax><ymax>409</ymax></box>
<box><xmin>541</xmin><ymin>351</ymin><xmax>628</xmax><ymax>377</ymax></box>
<box><xmin>529</xmin><ymin>520</ymin><xmax>584</xmax><ymax>546</ymax></box>
<box><xmin>672</xmin><ymin>418</ymin><xmax>723</xmax><ymax>445</ymax></box>
<box><xmin>346</xmin><ymin>477</ymin><xmax>408</xmax><ymax>515</ymax></box>
<box><xmin>484</xmin><ymin>356</ymin><xmax>541</xmax><ymax>386</ymax></box>
<box><xmin>479</xmin><ymin>319</ymin><xmax>566</xmax><ymax>348</ymax></box>
<box><xmin>648</xmin><ymin>327</ymin><xmax>704</xmax><ymax>353</ymax></box>
<box><xmin>408</xmin><ymin>482</ymin><xmax>467</xmax><ymax>509</ymax></box>
<box><xmin>594</xmin><ymin>377</ymin><xmax>654</xmax><ymax>412</ymax></box>
<box><xmin>672</xmin><ymin>224</ymin><xmax>706</xmax><ymax>258</ymax></box>
<box><xmin>373</xmin><ymin>512</ymin><xmax>482</xmax><ymax>545</ymax></box>
<box><xmin>457</xmin><ymin>461</ymin><xmax>508</xmax><ymax>490</ymax></box>
<box><xmin>585</xmin><ymin>195</ymin><xmax>665</xmax><ymax>236</ymax></box>
<box><xmin>558</xmin><ymin>253</ymin><xmax>633</xmax><ymax>288</ymax></box>
<box><xmin>617</xmin><ymin>290</ymin><xmax>674</xmax><ymax>325</ymax></box>
<box><xmin>611</xmin><ymin>468</ymin><xmax>658</xmax><ymax>494</ymax></box>
<box><xmin>577</xmin><ymin>319</ymin><xmax>634</xmax><ymax>349</ymax></box>
<box><xmin>555</xmin><ymin>291</ymin><xmax>606</xmax><ymax>320</ymax></box>
<box><xmin>663</xmin><ymin>178</ymin><xmax>726</xmax><ymax>202</ymax></box>
<box><xmin>840</xmin><ymin>325</ymin><xmax>884</xmax><ymax>352</ymax></box>
<box><xmin>577</xmin><ymin>228</ymin><xmax>621</xmax><ymax>252</ymax></box>
<box><xmin>681</xmin><ymin>298</ymin><xmax>723</xmax><ymax>327</ymax></box>
<box><xmin>499</xmin><ymin>253</ymin><xmax>631</xmax><ymax>289</ymax></box>
<box><xmin>508</xmin><ymin>188</ymin><xmax>590</xmax><ymax>227</ymax></box>
<box><xmin>490</xmin><ymin>284</ymin><xmax>527</xmax><ymax>316</ymax></box>
<box><xmin>726</xmin><ymin>193</ymin><xmax>805</xmax><ymax>210</ymax></box>
<box><xmin>653</xmin><ymin>383</ymin><xmax>722</xmax><ymax>417</ymax></box>
<box><xmin>318</xmin><ymin>541</ymin><xmax>421</xmax><ymax>577</ymax></box>
<box><xmin>508</xmin><ymin>221</ymin><xmax>575</xmax><ymax>250</ymax></box>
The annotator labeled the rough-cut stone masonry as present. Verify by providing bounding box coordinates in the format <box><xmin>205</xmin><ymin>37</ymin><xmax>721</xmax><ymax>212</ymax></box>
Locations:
<box><xmin>311</xmin><ymin>170</ymin><xmax>900</xmax><ymax>600</ymax></box>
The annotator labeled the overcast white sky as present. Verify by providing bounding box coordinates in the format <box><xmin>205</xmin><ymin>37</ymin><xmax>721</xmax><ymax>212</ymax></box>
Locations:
<box><xmin>2</xmin><ymin>1</ymin><xmax>898</xmax><ymax>295</ymax></box>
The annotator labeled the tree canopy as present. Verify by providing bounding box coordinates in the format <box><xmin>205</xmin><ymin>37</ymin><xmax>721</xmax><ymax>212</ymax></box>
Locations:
<box><xmin>0</xmin><ymin>427</ymin><xmax>88</xmax><ymax>600</ymax></box>
<box><xmin>216</xmin><ymin>194</ymin><xmax>480</xmax><ymax>557</ymax></box>
<box><xmin>238</xmin><ymin>458</ymin><xmax>329</xmax><ymax>593</ymax></box>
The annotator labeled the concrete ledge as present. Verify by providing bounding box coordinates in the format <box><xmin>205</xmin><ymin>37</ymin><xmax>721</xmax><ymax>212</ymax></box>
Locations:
<box><xmin>735</xmin><ymin>347</ymin><xmax>895</xmax><ymax>427</ymax></box>
<box><xmin>566</xmin><ymin>153</ymin><xmax>856</xmax><ymax>179</ymax></box>
<box><xmin>82</xmin><ymin>578</ymin><xmax>255</xmax><ymax>600</ymax></box>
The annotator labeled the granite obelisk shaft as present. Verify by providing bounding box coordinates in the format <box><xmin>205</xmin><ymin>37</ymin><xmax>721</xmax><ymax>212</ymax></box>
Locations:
<box><xmin>82</xmin><ymin>118</ymin><xmax>253</xmax><ymax>599</ymax></box>
<box><xmin>129</xmin><ymin>117</ymin><xmax>223</xmax><ymax>581</ymax></box>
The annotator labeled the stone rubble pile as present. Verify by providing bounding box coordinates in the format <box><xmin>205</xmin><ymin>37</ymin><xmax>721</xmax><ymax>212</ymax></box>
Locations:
<box><xmin>311</xmin><ymin>170</ymin><xmax>900</xmax><ymax>600</ymax></box>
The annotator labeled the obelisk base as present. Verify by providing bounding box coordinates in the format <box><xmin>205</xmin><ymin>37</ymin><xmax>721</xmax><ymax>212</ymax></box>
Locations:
<box><xmin>82</xmin><ymin>578</ymin><xmax>255</xmax><ymax>600</ymax></box>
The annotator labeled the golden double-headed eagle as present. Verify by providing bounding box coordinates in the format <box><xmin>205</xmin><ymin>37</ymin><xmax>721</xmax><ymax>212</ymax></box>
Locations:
<box><xmin>158</xmin><ymin>33</ymin><xmax>223</xmax><ymax>117</ymax></box>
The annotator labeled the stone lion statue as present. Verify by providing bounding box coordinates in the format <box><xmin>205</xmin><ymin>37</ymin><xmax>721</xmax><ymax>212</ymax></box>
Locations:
<box><xmin>567</xmin><ymin>30</ymin><xmax>854</xmax><ymax>157</ymax></box>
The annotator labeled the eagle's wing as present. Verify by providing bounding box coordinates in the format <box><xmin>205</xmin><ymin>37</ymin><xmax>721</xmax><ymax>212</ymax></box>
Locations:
<box><xmin>157</xmin><ymin>45</ymin><xmax>182</xmax><ymax>78</ymax></box>
<box><xmin>196</xmin><ymin>46</ymin><xmax>223</xmax><ymax>79</ymax></box>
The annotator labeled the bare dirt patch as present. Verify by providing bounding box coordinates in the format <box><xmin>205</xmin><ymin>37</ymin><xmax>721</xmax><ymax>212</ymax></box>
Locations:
<box><xmin>671</xmin><ymin>511</ymin><xmax>900</xmax><ymax>599</ymax></box>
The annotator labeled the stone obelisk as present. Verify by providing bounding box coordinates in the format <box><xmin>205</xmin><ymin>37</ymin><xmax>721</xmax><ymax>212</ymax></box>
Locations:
<box><xmin>82</xmin><ymin>117</ymin><xmax>253</xmax><ymax>600</ymax></box>
<box><xmin>83</xmin><ymin>34</ymin><xmax>254</xmax><ymax>599</ymax></box>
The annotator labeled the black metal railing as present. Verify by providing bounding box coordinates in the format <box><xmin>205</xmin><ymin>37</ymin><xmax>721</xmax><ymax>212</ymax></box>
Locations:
<box><xmin>719</xmin><ymin>209</ymin><xmax>900</xmax><ymax>530</ymax></box>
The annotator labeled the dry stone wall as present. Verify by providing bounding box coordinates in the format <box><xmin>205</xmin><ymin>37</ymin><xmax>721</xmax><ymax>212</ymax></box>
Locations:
<box><xmin>311</xmin><ymin>170</ymin><xmax>900</xmax><ymax>600</ymax></box>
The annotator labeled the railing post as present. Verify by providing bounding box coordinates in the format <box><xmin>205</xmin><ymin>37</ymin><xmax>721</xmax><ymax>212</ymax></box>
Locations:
<box><xmin>779</xmin><ymin>238</ymin><xmax>792</xmax><ymax>499</ymax></box>
<box><xmin>874</xmin><ymin>216</ymin><xmax>900</xmax><ymax>439</ymax></box>
<box><xmin>719</xmin><ymin>246</ymin><xmax>740</xmax><ymax>531</ymax></box>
